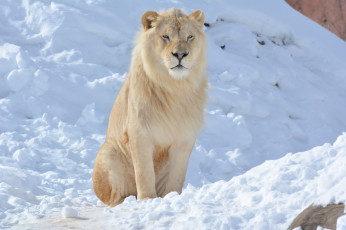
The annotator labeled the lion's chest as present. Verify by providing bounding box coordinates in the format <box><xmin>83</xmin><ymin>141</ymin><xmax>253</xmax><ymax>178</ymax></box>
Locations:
<box><xmin>129</xmin><ymin>72</ymin><xmax>206</xmax><ymax>146</ymax></box>
<box><xmin>146</xmin><ymin>92</ymin><xmax>203</xmax><ymax>145</ymax></box>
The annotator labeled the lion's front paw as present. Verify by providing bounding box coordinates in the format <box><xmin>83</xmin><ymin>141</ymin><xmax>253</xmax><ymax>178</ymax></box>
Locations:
<box><xmin>137</xmin><ymin>192</ymin><xmax>157</xmax><ymax>200</ymax></box>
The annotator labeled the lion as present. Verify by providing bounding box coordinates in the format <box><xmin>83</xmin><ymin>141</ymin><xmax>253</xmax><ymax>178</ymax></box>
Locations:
<box><xmin>92</xmin><ymin>8</ymin><xmax>208</xmax><ymax>206</ymax></box>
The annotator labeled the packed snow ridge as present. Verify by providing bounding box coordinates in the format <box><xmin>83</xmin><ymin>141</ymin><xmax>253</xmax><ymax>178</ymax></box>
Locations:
<box><xmin>0</xmin><ymin>0</ymin><xmax>346</xmax><ymax>229</ymax></box>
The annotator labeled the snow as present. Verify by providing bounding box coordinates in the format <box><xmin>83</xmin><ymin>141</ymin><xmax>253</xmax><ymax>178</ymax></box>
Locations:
<box><xmin>338</xmin><ymin>214</ymin><xmax>346</xmax><ymax>230</ymax></box>
<box><xmin>1</xmin><ymin>0</ymin><xmax>346</xmax><ymax>229</ymax></box>
<box><xmin>61</xmin><ymin>207</ymin><xmax>79</xmax><ymax>219</ymax></box>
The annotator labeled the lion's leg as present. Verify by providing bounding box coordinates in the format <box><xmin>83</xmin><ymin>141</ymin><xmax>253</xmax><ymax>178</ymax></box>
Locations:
<box><xmin>92</xmin><ymin>142</ymin><xmax>135</xmax><ymax>207</ymax></box>
<box><xmin>161</xmin><ymin>140</ymin><xmax>195</xmax><ymax>197</ymax></box>
<box><xmin>129</xmin><ymin>134</ymin><xmax>157</xmax><ymax>200</ymax></box>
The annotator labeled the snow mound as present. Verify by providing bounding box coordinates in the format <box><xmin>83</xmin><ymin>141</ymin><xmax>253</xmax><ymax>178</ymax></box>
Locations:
<box><xmin>12</xmin><ymin>133</ymin><xmax>346</xmax><ymax>229</ymax></box>
<box><xmin>61</xmin><ymin>207</ymin><xmax>79</xmax><ymax>219</ymax></box>
<box><xmin>103</xmin><ymin>133</ymin><xmax>346</xmax><ymax>229</ymax></box>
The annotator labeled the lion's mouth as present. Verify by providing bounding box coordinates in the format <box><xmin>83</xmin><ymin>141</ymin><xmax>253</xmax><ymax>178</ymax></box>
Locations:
<box><xmin>171</xmin><ymin>64</ymin><xmax>187</xmax><ymax>69</ymax></box>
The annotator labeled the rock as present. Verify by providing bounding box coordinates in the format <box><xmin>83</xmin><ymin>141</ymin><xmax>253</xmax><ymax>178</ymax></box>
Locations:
<box><xmin>285</xmin><ymin>0</ymin><xmax>346</xmax><ymax>41</ymax></box>
<box><xmin>288</xmin><ymin>203</ymin><xmax>345</xmax><ymax>230</ymax></box>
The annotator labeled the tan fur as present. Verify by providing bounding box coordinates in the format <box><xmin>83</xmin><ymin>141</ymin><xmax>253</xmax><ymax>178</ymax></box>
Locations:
<box><xmin>92</xmin><ymin>8</ymin><xmax>208</xmax><ymax>206</ymax></box>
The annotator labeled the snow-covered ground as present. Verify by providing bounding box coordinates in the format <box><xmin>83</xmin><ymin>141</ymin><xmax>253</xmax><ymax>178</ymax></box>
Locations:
<box><xmin>1</xmin><ymin>0</ymin><xmax>346</xmax><ymax>229</ymax></box>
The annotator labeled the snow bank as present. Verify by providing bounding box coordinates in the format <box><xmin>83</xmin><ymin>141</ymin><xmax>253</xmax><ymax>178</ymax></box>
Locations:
<box><xmin>104</xmin><ymin>133</ymin><xmax>346</xmax><ymax>229</ymax></box>
<box><xmin>12</xmin><ymin>133</ymin><xmax>346</xmax><ymax>229</ymax></box>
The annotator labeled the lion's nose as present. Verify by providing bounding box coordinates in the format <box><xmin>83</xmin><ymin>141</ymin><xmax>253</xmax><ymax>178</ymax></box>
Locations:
<box><xmin>171</xmin><ymin>52</ymin><xmax>189</xmax><ymax>61</ymax></box>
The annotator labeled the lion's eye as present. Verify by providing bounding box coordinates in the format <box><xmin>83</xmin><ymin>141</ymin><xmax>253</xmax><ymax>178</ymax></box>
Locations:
<box><xmin>162</xmin><ymin>35</ymin><xmax>170</xmax><ymax>41</ymax></box>
<box><xmin>187</xmin><ymin>35</ymin><xmax>194</xmax><ymax>41</ymax></box>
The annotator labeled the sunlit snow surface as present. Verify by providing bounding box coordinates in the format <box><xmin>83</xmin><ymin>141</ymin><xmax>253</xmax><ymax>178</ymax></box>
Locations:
<box><xmin>0</xmin><ymin>0</ymin><xmax>346</xmax><ymax>229</ymax></box>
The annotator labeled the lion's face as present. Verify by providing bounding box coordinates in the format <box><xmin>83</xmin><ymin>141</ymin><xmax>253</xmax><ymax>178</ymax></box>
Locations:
<box><xmin>141</xmin><ymin>9</ymin><xmax>206</xmax><ymax>79</ymax></box>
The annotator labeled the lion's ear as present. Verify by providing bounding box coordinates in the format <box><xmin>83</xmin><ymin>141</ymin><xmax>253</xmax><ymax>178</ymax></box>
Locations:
<box><xmin>141</xmin><ymin>11</ymin><xmax>159</xmax><ymax>31</ymax></box>
<box><xmin>188</xmin><ymin>10</ymin><xmax>205</xmax><ymax>28</ymax></box>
